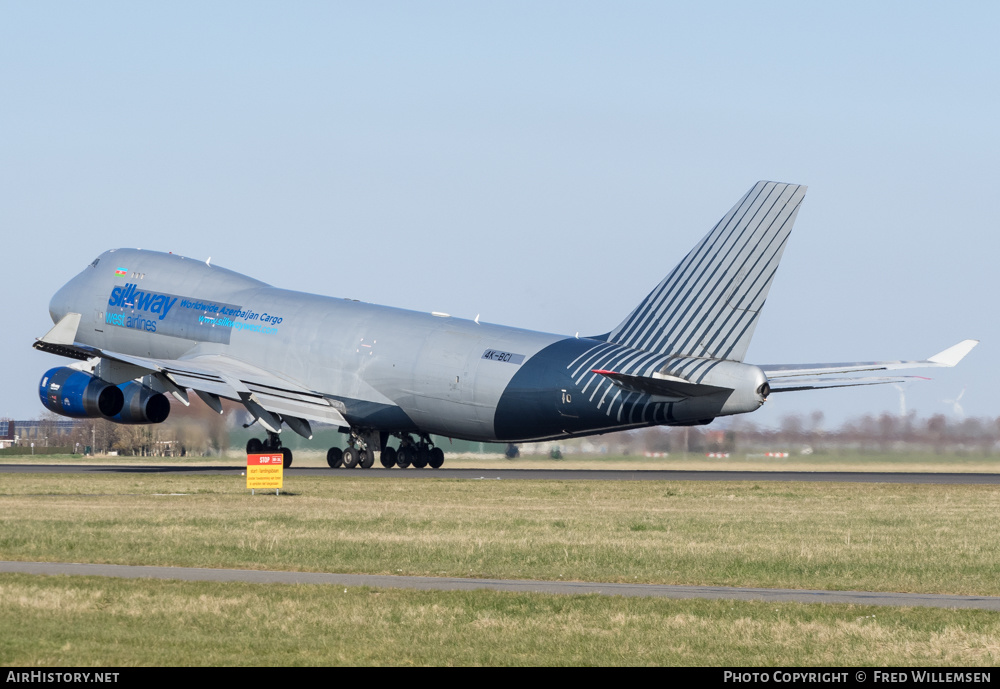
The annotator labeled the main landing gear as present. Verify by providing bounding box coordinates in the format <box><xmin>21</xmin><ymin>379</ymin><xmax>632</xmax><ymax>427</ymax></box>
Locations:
<box><xmin>246</xmin><ymin>431</ymin><xmax>293</xmax><ymax>468</ymax></box>
<box><xmin>326</xmin><ymin>431</ymin><xmax>444</xmax><ymax>470</ymax></box>
<box><xmin>325</xmin><ymin>428</ymin><xmax>375</xmax><ymax>469</ymax></box>
<box><xmin>392</xmin><ymin>434</ymin><xmax>444</xmax><ymax>469</ymax></box>
<box><xmin>325</xmin><ymin>430</ymin><xmax>368</xmax><ymax>470</ymax></box>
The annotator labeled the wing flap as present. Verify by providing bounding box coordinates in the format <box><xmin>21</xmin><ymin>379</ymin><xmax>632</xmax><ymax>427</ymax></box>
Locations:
<box><xmin>249</xmin><ymin>392</ymin><xmax>347</xmax><ymax>425</ymax></box>
<box><xmin>159</xmin><ymin>356</ymin><xmax>350</xmax><ymax>427</ymax></box>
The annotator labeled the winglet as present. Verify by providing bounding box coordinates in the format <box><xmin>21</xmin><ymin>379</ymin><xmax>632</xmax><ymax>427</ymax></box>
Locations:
<box><xmin>928</xmin><ymin>340</ymin><xmax>979</xmax><ymax>367</ymax></box>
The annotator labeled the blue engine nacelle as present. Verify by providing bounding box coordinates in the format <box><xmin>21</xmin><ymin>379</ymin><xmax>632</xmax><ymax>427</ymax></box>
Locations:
<box><xmin>39</xmin><ymin>367</ymin><xmax>124</xmax><ymax>419</ymax></box>
<box><xmin>39</xmin><ymin>367</ymin><xmax>171</xmax><ymax>424</ymax></box>
<box><xmin>112</xmin><ymin>381</ymin><xmax>171</xmax><ymax>424</ymax></box>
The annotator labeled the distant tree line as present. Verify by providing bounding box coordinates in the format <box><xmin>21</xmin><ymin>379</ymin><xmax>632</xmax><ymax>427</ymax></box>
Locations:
<box><xmin>10</xmin><ymin>406</ymin><xmax>1000</xmax><ymax>457</ymax></box>
<box><xmin>527</xmin><ymin>411</ymin><xmax>1000</xmax><ymax>456</ymax></box>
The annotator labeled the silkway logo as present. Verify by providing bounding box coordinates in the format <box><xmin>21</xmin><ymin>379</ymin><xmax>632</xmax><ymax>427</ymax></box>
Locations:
<box><xmin>108</xmin><ymin>283</ymin><xmax>177</xmax><ymax>320</ymax></box>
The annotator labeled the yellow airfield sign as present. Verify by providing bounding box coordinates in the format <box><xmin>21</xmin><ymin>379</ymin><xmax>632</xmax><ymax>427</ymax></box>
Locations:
<box><xmin>247</xmin><ymin>453</ymin><xmax>283</xmax><ymax>491</ymax></box>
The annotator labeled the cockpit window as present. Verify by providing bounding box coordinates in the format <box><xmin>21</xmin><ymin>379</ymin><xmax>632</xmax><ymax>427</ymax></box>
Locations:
<box><xmin>89</xmin><ymin>258</ymin><xmax>100</xmax><ymax>268</ymax></box>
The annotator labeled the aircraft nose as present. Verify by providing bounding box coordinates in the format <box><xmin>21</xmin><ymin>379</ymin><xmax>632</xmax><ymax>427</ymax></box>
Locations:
<box><xmin>49</xmin><ymin>275</ymin><xmax>81</xmax><ymax>324</ymax></box>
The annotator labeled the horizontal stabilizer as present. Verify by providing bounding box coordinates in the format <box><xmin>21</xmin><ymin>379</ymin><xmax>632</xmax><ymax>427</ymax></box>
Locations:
<box><xmin>592</xmin><ymin>369</ymin><xmax>731</xmax><ymax>400</ymax></box>
<box><xmin>768</xmin><ymin>375</ymin><xmax>928</xmax><ymax>393</ymax></box>
<box><xmin>761</xmin><ymin>340</ymin><xmax>979</xmax><ymax>380</ymax></box>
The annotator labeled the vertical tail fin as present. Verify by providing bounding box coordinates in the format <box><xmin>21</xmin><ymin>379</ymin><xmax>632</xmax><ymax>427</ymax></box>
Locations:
<box><xmin>608</xmin><ymin>181</ymin><xmax>807</xmax><ymax>361</ymax></box>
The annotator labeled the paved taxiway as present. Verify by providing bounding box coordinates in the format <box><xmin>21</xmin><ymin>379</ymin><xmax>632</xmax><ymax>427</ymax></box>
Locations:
<box><xmin>2</xmin><ymin>561</ymin><xmax>998</xmax><ymax>610</ymax></box>
<box><xmin>3</xmin><ymin>463</ymin><xmax>1000</xmax><ymax>484</ymax></box>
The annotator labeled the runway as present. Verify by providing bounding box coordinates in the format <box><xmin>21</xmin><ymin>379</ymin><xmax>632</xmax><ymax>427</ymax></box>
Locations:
<box><xmin>2</xmin><ymin>560</ymin><xmax>998</xmax><ymax>610</ymax></box>
<box><xmin>3</xmin><ymin>463</ymin><xmax>1000</xmax><ymax>484</ymax></box>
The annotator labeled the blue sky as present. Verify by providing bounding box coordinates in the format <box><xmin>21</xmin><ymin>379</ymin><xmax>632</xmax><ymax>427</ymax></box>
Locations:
<box><xmin>2</xmin><ymin>1</ymin><xmax>996</xmax><ymax>428</ymax></box>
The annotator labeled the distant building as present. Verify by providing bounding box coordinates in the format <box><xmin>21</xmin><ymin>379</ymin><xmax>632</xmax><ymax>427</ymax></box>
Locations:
<box><xmin>0</xmin><ymin>420</ymin><xmax>14</xmax><ymax>448</ymax></box>
<box><xmin>4</xmin><ymin>419</ymin><xmax>78</xmax><ymax>447</ymax></box>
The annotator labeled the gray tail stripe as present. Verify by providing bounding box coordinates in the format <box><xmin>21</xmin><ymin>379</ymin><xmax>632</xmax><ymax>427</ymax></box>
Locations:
<box><xmin>642</xmin><ymin>183</ymin><xmax>795</xmax><ymax>356</ymax></box>
<box><xmin>603</xmin><ymin>348</ymin><xmax>649</xmax><ymax>376</ymax></box>
<box><xmin>566</xmin><ymin>343</ymin><xmax>611</xmax><ymax>372</ymax></box>
<box><xmin>618</xmin><ymin>182</ymin><xmax>773</xmax><ymax>347</ymax></box>
<box><xmin>571</xmin><ymin>343</ymin><xmax>618</xmax><ymax>379</ymax></box>
<box><xmin>587</xmin><ymin>375</ymin><xmax>609</xmax><ymax>401</ymax></box>
<box><xmin>606</xmin><ymin>389</ymin><xmax>622</xmax><ymax>417</ymax></box>
<box><xmin>608</xmin><ymin>182</ymin><xmax>805</xmax><ymax>361</ymax></box>
<box><xmin>665</xmin><ymin>214</ymin><xmax>787</xmax><ymax>359</ymax></box>
<box><xmin>645</xmin><ymin>182</ymin><xmax>801</xmax><ymax>359</ymax></box>
<box><xmin>665</xmin><ymin>194</ymin><xmax>799</xmax><ymax>359</ymax></box>
<box><xmin>580</xmin><ymin>372</ymin><xmax>601</xmax><ymax>395</ymax></box>
<box><xmin>616</xmin><ymin>392</ymin><xmax>632</xmax><ymax>422</ymax></box>
<box><xmin>683</xmin><ymin>359</ymin><xmax>714</xmax><ymax>382</ymax></box>
<box><xmin>620</xmin><ymin>182</ymin><xmax>766</xmax><ymax>343</ymax></box>
<box><xmin>628</xmin><ymin>184</ymin><xmax>779</xmax><ymax>352</ymax></box>
<box><xmin>599</xmin><ymin>385</ymin><xmax>618</xmax><ymax>412</ymax></box>
<box><xmin>593</xmin><ymin>347</ymin><xmax>642</xmax><ymax>388</ymax></box>
<box><xmin>582</xmin><ymin>345</ymin><xmax>650</xmax><ymax>385</ymax></box>
<box><xmin>629</xmin><ymin>394</ymin><xmax>646</xmax><ymax>424</ymax></box>
<box><xmin>584</xmin><ymin>346</ymin><xmax>644</xmax><ymax>391</ymax></box>
<box><xmin>621</xmin><ymin>351</ymin><xmax>663</xmax><ymax>376</ymax></box>
<box><xmin>567</xmin><ymin>343</ymin><xmax>613</xmax><ymax>374</ymax></box>
<box><xmin>706</xmin><ymin>231</ymin><xmax>793</xmax><ymax>360</ymax></box>
<box><xmin>612</xmin><ymin>183</ymin><xmax>765</xmax><ymax>346</ymax></box>
<box><xmin>576</xmin><ymin>347</ymin><xmax>631</xmax><ymax>385</ymax></box>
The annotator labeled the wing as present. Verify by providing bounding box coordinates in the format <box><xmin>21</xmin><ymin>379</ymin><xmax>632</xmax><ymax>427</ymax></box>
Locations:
<box><xmin>760</xmin><ymin>340</ymin><xmax>979</xmax><ymax>392</ymax></box>
<box><xmin>34</xmin><ymin>313</ymin><xmax>347</xmax><ymax>437</ymax></box>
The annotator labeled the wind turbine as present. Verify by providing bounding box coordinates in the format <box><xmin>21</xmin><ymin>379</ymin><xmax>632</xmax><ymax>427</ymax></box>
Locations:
<box><xmin>892</xmin><ymin>384</ymin><xmax>907</xmax><ymax>417</ymax></box>
<box><xmin>942</xmin><ymin>387</ymin><xmax>966</xmax><ymax>418</ymax></box>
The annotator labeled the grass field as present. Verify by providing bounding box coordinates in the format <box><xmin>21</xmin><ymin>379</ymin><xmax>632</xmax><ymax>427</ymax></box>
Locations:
<box><xmin>2</xmin><ymin>573</ymin><xmax>998</xmax><ymax>666</ymax></box>
<box><xmin>2</xmin><ymin>469</ymin><xmax>998</xmax><ymax>665</ymax></box>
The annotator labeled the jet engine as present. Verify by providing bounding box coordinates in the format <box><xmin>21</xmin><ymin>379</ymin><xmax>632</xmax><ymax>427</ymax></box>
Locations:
<box><xmin>39</xmin><ymin>367</ymin><xmax>170</xmax><ymax>424</ymax></box>
<box><xmin>112</xmin><ymin>381</ymin><xmax>171</xmax><ymax>424</ymax></box>
<box><xmin>39</xmin><ymin>367</ymin><xmax>124</xmax><ymax>419</ymax></box>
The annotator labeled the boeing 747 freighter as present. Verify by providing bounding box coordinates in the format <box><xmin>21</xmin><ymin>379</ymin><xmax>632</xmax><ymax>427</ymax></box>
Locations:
<box><xmin>34</xmin><ymin>182</ymin><xmax>977</xmax><ymax>468</ymax></box>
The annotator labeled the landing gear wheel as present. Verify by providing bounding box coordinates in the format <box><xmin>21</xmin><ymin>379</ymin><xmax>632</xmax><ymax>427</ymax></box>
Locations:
<box><xmin>380</xmin><ymin>446</ymin><xmax>397</xmax><ymax>468</ymax></box>
<box><xmin>428</xmin><ymin>447</ymin><xmax>444</xmax><ymax>469</ymax></box>
<box><xmin>342</xmin><ymin>447</ymin><xmax>359</xmax><ymax>469</ymax></box>
<box><xmin>326</xmin><ymin>447</ymin><xmax>343</xmax><ymax>468</ymax></box>
<box><xmin>413</xmin><ymin>447</ymin><xmax>429</xmax><ymax>469</ymax></box>
<box><xmin>246</xmin><ymin>438</ymin><xmax>263</xmax><ymax>454</ymax></box>
<box><xmin>359</xmin><ymin>449</ymin><xmax>374</xmax><ymax>469</ymax></box>
<box><xmin>281</xmin><ymin>447</ymin><xmax>293</xmax><ymax>468</ymax></box>
<box><xmin>396</xmin><ymin>446</ymin><xmax>413</xmax><ymax>468</ymax></box>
